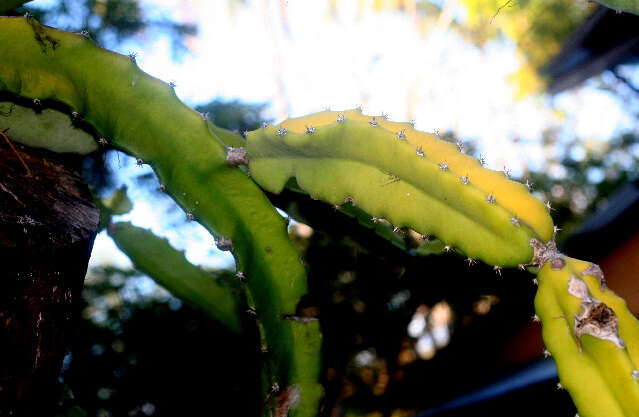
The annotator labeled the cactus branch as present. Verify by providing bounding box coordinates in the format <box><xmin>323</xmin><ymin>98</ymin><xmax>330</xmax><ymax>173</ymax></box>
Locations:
<box><xmin>247</xmin><ymin>110</ymin><xmax>554</xmax><ymax>267</ymax></box>
<box><xmin>0</xmin><ymin>17</ymin><xmax>321</xmax><ymax>417</ymax></box>
<box><xmin>108</xmin><ymin>221</ymin><xmax>243</xmax><ymax>333</ymax></box>
<box><xmin>534</xmin><ymin>253</ymin><xmax>639</xmax><ymax>416</ymax></box>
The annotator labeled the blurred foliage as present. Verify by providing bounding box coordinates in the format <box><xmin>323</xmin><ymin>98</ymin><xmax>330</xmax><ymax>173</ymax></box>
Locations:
<box><xmin>326</xmin><ymin>0</ymin><xmax>595</xmax><ymax>97</ymax></box>
<box><xmin>195</xmin><ymin>99</ymin><xmax>269</xmax><ymax>135</ymax></box>
<box><xmin>527</xmin><ymin>129</ymin><xmax>639</xmax><ymax>244</ymax></box>
<box><xmin>12</xmin><ymin>0</ymin><xmax>196</xmax><ymax>56</ymax></box>
<box><xmin>64</xmin><ymin>266</ymin><xmax>260</xmax><ymax>417</ymax></box>
<box><xmin>457</xmin><ymin>0</ymin><xmax>594</xmax><ymax>97</ymax></box>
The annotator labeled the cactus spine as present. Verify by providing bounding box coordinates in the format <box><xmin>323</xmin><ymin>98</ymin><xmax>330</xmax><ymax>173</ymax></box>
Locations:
<box><xmin>0</xmin><ymin>17</ymin><xmax>320</xmax><ymax>417</ymax></box>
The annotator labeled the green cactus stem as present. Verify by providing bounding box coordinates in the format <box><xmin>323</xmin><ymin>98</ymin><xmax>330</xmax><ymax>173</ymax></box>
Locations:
<box><xmin>594</xmin><ymin>0</ymin><xmax>639</xmax><ymax>15</ymax></box>
<box><xmin>246</xmin><ymin>110</ymin><xmax>554</xmax><ymax>267</ymax></box>
<box><xmin>0</xmin><ymin>16</ymin><xmax>321</xmax><ymax>417</ymax></box>
<box><xmin>533</xmin><ymin>239</ymin><xmax>639</xmax><ymax>417</ymax></box>
<box><xmin>108</xmin><ymin>221</ymin><xmax>243</xmax><ymax>333</ymax></box>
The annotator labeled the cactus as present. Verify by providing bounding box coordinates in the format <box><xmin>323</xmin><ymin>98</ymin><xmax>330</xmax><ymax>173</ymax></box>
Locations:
<box><xmin>247</xmin><ymin>109</ymin><xmax>553</xmax><ymax>267</ymax></box>
<box><xmin>107</xmin><ymin>221</ymin><xmax>243</xmax><ymax>333</ymax></box>
<box><xmin>533</xmin><ymin>239</ymin><xmax>639</xmax><ymax>416</ymax></box>
<box><xmin>0</xmin><ymin>16</ymin><xmax>320</xmax><ymax>417</ymax></box>
<box><xmin>594</xmin><ymin>0</ymin><xmax>639</xmax><ymax>15</ymax></box>
<box><xmin>2</xmin><ymin>13</ymin><xmax>639</xmax><ymax>417</ymax></box>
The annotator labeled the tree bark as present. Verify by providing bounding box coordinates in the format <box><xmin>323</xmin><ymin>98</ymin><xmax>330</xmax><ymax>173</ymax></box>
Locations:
<box><xmin>0</xmin><ymin>138</ymin><xmax>99</xmax><ymax>416</ymax></box>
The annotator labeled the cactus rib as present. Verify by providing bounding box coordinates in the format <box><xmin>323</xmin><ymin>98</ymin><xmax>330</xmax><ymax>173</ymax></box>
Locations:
<box><xmin>0</xmin><ymin>17</ymin><xmax>321</xmax><ymax>417</ymax></box>
<box><xmin>247</xmin><ymin>110</ymin><xmax>553</xmax><ymax>267</ymax></box>
<box><xmin>534</xmin><ymin>250</ymin><xmax>639</xmax><ymax>417</ymax></box>
<box><xmin>108</xmin><ymin>221</ymin><xmax>243</xmax><ymax>333</ymax></box>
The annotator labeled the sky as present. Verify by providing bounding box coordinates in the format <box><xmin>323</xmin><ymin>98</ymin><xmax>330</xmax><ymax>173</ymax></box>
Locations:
<box><xmin>27</xmin><ymin>0</ymin><xmax>638</xmax><ymax>272</ymax></box>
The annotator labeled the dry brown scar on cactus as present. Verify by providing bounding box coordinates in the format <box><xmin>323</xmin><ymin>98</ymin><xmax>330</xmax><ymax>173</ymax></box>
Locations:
<box><xmin>581</xmin><ymin>262</ymin><xmax>607</xmax><ymax>291</ymax></box>
<box><xmin>568</xmin><ymin>275</ymin><xmax>625</xmax><ymax>352</ymax></box>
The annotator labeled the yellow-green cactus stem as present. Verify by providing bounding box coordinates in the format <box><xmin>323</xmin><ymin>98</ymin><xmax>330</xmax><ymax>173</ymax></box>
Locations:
<box><xmin>534</xmin><ymin>242</ymin><xmax>639</xmax><ymax>416</ymax></box>
<box><xmin>247</xmin><ymin>110</ymin><xmax>553</xmax><ymax>267</ymax></box>
<box><xmin>0</xmin><ymin>17</ymin><xmax>321</xmax><ymax>417</ymax></box>
<box><xmin>108</xmin><ymin>221</ymin><xmax>243</xmax><ymax>333</ymax></box>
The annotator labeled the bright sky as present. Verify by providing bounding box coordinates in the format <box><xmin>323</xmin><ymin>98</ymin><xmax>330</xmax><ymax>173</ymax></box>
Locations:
<box><xmin>28</xmin><ymin>0</ymin><xmax>637</xmax><ymax>272</ymax></box>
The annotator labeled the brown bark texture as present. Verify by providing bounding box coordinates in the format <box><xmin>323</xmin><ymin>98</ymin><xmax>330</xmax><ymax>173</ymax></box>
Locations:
<box><xmin>0</xmin><ymin>137</ymin><xmax>99</xmax><ymax>416</ymax></box>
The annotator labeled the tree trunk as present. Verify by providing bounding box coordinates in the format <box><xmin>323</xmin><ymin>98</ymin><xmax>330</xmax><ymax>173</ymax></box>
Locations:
<box><xmin>0</xmin><ymin>138</ymin><xmax>99</xmax><ymax>416</ymax></box>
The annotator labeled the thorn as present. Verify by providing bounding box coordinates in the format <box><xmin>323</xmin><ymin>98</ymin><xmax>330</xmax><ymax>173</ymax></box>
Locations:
<box><xmin>444</xmin><ymin>245</ymin><xmax>454</xmax><ymax>253</ymax></box>
<box><xmin>511</xmin><ymin>217</ymin><xmax>520</xmax><ymax>227</ymax></box>
<box><xmin>344</xmin><ymin>196</ymin><xmax>355</xmax><ymax>206</ymax></box>
<box><xmin>371</xmin><ymin>216</ymin><xmax>380</xmax><ymax>223</ymax></box>
<box><xmin>128</xmin><ymin>51</ymin><xmax>137</xmax><ymax>63</ymax></box>
<box><xmin>201</xmin><ymin>112</ymin><xmax>210</xmax><ymax>121</ymax></box>
<box><xmin>270</xmin><ymin>383</ymin><xmax>280</xmax><ymax>394</ymax></box>
<box><xmin>71</xmin><ymin>111</ymin><xmax>80</xmax><ymax>121</ymax></box>
<box><xmin>306</xmin><ymin>125</ymin><xmax>316</xmax><ymax>134</ymax></box>
<box><xmin>533</xmin><ymin>278</ymin><xmax>538</xmax><ymax>286</ymax></box>
<box><xmin>409</xmin><ymin>119</ymin><xmax>416</xmax><ymax>128</ymax></box>
<box><xmin>393</xmin><ymin>226</ymin><xmax>401</xmax><ymax>233</ymax></box>
<box><xmin>632</xmin><ymin>370</ymin><xmax>639</xmax><ymax>380</ymax></box>
<box><xmin>478</xmin><ymin>155</ymin><xmax>486</xmax><ymax>167</ymax></box>
<box><xmin>186</xmin><ymin>212</ymin><xmax>194</xmax><ymax>221</ymax></box>
<box><xmin>215</xmin><ymin>237</ymin><xmax>234</xmax><ymax>251</ymax></box>
<box><xmin>159</xmin><ymin>184</ymin><xmax>166</xmax><ymax>192</ymax></box>
<box><xmin>518</xmin><ymin>264</ymin><xmax>527</xmax><ymax>271</ymax></box>
<box><xmin>369</xmin><ymin>117</ymin><xmax>379</xmax><ymax>127</ymax></box>
<box><xmin>525</xmin><ymin>179</ymin><xmax>534</xmax><ymax>191</ymax></box>
<box><xmin>168</xmin><ymin>81</ymin><xmax>176</xmax><ymax>89</ymax></box>
<box><xmin>337</xmin><ymin>113</ymin><xmax>345</xmax><ymax>123</ymax></box>
<box><xmin>503</xmin><ymin>166</ymin><xmax>511</xmax><ymax>179</ymax></box>
<box><xmin>421</xmin><ymin>234</ymin><xmax>430</xmax><ymax>242</ymax></box>
<box><xmin>416</xmin><ymin>146</ymin><xmax>424</xmax><ymax>157</ymax></box>
<box><xmin>460</xmin><ymin>176</ymin><xmax>469</xmax><ymax>185</ymax></box>
<box><xmin>277</xmin><ymin>127</ymin><xmax>288</xmax><ymax>136</ymax></box>
<box><xmin>493</xmin><ymin>266</ymin><xmax>502</xmax><ymax>276</ymax></box>
<box><xmin>79</xmin><ymin>29</ymin><xmax>91</xmax><ymax>38</ymax></box>
<box><xmin>33</xmin><ymin>98</ymin><xmax>41</xmax><ymax>107</ymax></box>
<box><xmin>397</xmin><ymin>130</ymin><xmax>406</xmax><ymax>139</ymax></box>
<box><xmin>532</xmin><ymin>314</ymin><xmax>540</xmax><ymax>322</ymax></box>
<box><xmin>98</xmin><ymin>137</ymin><xmax>108</xmax><ymax>146</ymax></box>
<box><xmin>439</xmin><ymin>162</ymin><xmax>448</xmax><ymax>171</ymax></box>
<box><xmin>435</xmin><ymin>129</ymin><xmax>441</xmax><ymax>138</ymax></box>
<box><xmin>456</xmin><ymin>140</ymin><xmax>464</xmax><ymax>152</ymax></box>
<box><xmin>262</xmin><ymin>122</ymin><xmax>269</xmax><ymax>129</ymax></box>
<box><xmin>465</xmin><ymin>257</ymin><xmax>476</xmax><ymax>266</ymax></box>
<box><xmin>556</xmin><ymin>382</ymin><xmax>563</xmax><ymax>390</ymax></box>
<box><xmin>235</xmin><ymin>271</ymin><xmax>246</xmax><ymax>282</ymax></box>
<box><xmin>333</xmin><ymin>205</ymin><xmax>341</xmax><ymax>211</ymax></box>
<box><xmin>225</xmin><ymin>147</ymin><xmax>249</xmax><ymax>166</ymax></box>
<box><xmin>242</xmin><ymin>130</ymin><xmax>249</xmax><ymax>138</ymax></box>
<box><xmin>543</xmin><ymin>349</ymin><xmax>551</xmax><ymax>358</ymax></box>
<box><xmin>545</xmin><ymin>201</ymin><xmax>552</xmax><ymax>212</ymax></box>
<box><xmin>136</xmin><ymin>158</ymin><xmax>144</xmax><ymax>166</ymax></box>
<box><xmin>381</xmin><ymin>112</ymin><xmax>389</xmax><ymax>120</ymax></box>
<box><xmin>552</xmin><ymin>225</ymin><xmax>561</xmax><ymax>240</ymax></box>
<box><xmin>246</xmin><ymin>307</ymin><xmax>257</xmax><ymax>317</ymax></box>
<box><xmin>486</xmin><ymin>193</ymin><xmax>496</xmax><ymax>204</ymax></box>
<box><xmin>261</xmin><ymin>345</ymin><xmax>269</xmax><ymax>354</ymax></box>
